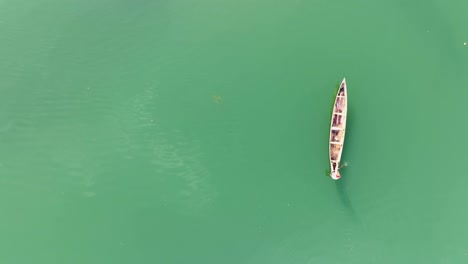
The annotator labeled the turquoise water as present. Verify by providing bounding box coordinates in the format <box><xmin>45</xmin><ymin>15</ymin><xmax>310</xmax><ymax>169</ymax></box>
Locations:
<box><xmin>0</xmin><ymin>0</ymin><xmax>467</xmax><ymax>263</ymax></box>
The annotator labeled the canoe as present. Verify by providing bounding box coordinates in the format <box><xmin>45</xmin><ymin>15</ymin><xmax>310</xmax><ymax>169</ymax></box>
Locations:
<box><xmin>329</xmin><ymin>78</ymin><xmax>348</xmax><ymax>180</ymax></box>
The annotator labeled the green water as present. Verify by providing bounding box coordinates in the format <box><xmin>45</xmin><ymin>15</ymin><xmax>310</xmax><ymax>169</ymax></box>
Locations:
<box><xmin>1</xmin><ymin>0</ymin><xmax>467</xmax><ymax>263</ymax></box>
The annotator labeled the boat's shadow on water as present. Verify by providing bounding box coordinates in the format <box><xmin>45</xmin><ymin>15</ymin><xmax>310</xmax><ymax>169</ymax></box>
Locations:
<box><xmin>334</xmin><ymin>178</ymin><xmax>358</xmax><ymax>222</ymax></box>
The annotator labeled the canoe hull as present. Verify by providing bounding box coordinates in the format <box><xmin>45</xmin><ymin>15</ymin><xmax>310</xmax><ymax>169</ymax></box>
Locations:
<box><xmin>329</xmin><ymin>78</ymin><xmax>348</xmax><ymax>180</ymax></box>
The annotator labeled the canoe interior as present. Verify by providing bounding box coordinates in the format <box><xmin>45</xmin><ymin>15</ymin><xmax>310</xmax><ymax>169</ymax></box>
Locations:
<box><xmin>329</xmin><ymin>81</ymin><xmax>347</xmax><ymax>172</ymax></box>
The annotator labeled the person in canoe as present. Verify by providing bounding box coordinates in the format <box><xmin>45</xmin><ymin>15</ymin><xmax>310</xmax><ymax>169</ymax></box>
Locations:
<box><xmin>335</xmin><ymin>130</ymin><xmax>344</xmax><ymax>141</ymax></box>
<box><xmin>335</xmin><ymin>98</ymin><xmax>345</xmax><ymax>113</ymax></box>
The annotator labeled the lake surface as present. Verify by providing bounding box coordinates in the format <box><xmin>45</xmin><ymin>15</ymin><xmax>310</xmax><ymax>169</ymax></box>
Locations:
<box><xmin>0</xmin><ymin>0</ymin><xmax>467</xmax><ymax>263</ymax></box>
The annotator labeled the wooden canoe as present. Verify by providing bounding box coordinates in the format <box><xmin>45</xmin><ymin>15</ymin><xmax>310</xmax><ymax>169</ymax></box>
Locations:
<box><xmin>329</xmin><ymin>78</ymin><xmax>348</xmax><ymax>180</ymax></box>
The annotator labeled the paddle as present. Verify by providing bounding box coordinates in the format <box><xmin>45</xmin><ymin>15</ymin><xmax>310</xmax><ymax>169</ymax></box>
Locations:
<box><xmin>339</xmin><ymin>161</ymin><xmax>349</xmax><ymax>169</ymax></box>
